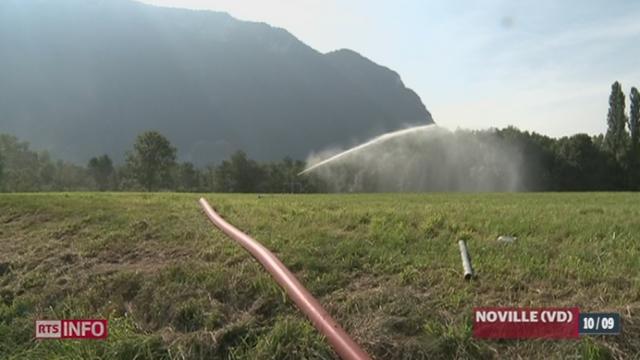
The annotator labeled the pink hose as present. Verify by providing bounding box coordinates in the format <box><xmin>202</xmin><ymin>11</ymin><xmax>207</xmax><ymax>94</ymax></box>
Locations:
<box><xmin>198</xmin><ymin>198</ymin><xmax>371</xmax><ymax>360</ymax></box>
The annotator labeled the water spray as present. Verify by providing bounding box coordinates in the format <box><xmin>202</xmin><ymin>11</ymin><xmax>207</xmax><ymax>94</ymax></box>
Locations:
<box><xmin>299</xmin><ymin>124</ymin><xmax>436</xmax><ymax>175</ymax></box>
<box><xmin>297</xmin><ymin>124</ymin><xmax>526</xmax><ymax>192</ymax></box>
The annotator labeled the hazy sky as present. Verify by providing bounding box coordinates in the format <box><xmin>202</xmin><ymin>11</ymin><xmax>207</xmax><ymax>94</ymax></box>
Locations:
<box><xmin>139</xmin><ymin>0</ymin><xmax>640</xmax><ymax>137</ymax></box>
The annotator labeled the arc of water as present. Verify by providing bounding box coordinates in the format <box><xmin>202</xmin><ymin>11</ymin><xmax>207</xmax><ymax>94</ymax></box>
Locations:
<box><xmin>299</xmin><ymin>124</ymin><xmax>436</xmax><ymax>175</ymax></box>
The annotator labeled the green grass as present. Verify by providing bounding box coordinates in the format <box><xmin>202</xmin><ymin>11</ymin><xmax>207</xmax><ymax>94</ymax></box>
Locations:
<box><xmin>0</xmin><ymin>193</ymin><xmax>638</xmax><ymax>359</ymax></box>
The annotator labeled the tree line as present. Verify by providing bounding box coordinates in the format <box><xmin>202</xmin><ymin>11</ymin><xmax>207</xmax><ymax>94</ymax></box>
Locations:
<box><xmin>0</xmin><ymin>131</ymin><xmax>325</xmax><ymax>193</ymax></box>
<box><xmin>0</xmin><ymin>81</ymin><xmax>638</xmax><ymax>192</ymax></box>
<box><xmin>481</xmin><ymin>81</ymin><xmax>640</xmax><ymax>191</ymax></box>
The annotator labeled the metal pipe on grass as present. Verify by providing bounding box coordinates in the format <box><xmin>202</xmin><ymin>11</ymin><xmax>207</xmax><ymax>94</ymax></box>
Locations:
<box><xmin>458</xmin><ymin>240</ymin><xmax>474</xmax><ymax>280</ymax></box>
<box><xmin>198</xmin><ymin>198</ymin><xmax>371</xmax><ymax>360</ymax></box>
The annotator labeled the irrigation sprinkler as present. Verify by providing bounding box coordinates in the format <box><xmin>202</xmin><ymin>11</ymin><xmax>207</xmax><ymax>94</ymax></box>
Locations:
<box><xmin>198</xmin><ymin>198</ymin><xmax>371</xmax><ymax>360</ymax></box>
<box><xmin>458</xmin><ymin>240</ymin><xmax>474</xmax><ymax>280</ymax></box>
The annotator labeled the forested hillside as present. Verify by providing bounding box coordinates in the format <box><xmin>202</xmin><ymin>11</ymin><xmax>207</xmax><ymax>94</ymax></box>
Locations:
<box><xmin>0</xmin><ymin>0</ymin><xmax>432</xmax><ymax>165</ymax></box>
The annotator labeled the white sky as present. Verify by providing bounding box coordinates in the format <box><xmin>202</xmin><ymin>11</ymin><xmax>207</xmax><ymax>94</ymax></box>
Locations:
<box><xmin>139</xmin><ymin>0</ymin><xmax>640</xmax><ymax>137</ymax></box>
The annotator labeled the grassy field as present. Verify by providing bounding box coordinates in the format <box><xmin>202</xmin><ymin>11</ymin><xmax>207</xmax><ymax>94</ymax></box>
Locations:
<box><xmin>0</xmin><ymin>193</ymin><xmax>638</xmax><ymax>359</ymax></box>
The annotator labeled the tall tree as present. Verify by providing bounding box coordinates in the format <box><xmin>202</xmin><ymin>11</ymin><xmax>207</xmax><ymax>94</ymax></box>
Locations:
<box><xmin>176</xmin><ymin>162</ymin><xmax>200</xmax><ymax>192</ymax></box>
<box><xmin>214</xmin><ymin>151</ymin><xmax>264</xmax><ymax>192</ymax></box>
<box><xmin>126</xmin><ymin>131</ymin><xmax>177</xmax><ymax>191</ymax></box>
<box><xmin>630</xmin><ymin>87</ymin><xmax>640</xmax><ymax>155</ymax></box>
<box><xmin>0</xmin><ymin>134</ymin><xmax>47</xmax><ymax>191</ymax></box>
<box><xmin>628</xmin><ymin>87</ymin><xmax>640</xmax><ymax>188</ymax></box>
<box><xmin>604</xmin><ymin>81</ymin><xmax>629</xmax><ymax>161</ymax></box>
<box><xmin>88</xmin><ymin>154</ymin><xmax>115</xmax><ymax>191</ymax></box>
<box><xmin>0</xmin><ymin>149</ymin><xmax>4</xmax><ymax>190</ymax></box>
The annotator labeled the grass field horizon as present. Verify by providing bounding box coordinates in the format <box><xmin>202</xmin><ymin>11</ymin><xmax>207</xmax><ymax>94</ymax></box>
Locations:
<box><xmin>1</xmin><ymin>192</ymin><xmax>638</xmax><ymax>359</ymax></box>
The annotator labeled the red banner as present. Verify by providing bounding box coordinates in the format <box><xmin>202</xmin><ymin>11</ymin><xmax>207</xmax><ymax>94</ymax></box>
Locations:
<box><xmin>473</xmin><ymin>307</ymin><xmax>579</xmax><ymax>339</ymax></box>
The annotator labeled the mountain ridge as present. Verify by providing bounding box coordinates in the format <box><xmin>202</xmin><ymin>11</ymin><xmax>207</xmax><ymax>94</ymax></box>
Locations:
<box><xmin>0</xmin><ymin>0</ymin><xmax>433</xmax><ymax>165</ymax></box>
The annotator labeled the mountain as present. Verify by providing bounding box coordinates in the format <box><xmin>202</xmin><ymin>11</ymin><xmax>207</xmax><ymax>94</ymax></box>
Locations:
<box><xmin>0</xmin><ymin>0</ymin><xmax>433</xmax><ymax>165</ymax></box>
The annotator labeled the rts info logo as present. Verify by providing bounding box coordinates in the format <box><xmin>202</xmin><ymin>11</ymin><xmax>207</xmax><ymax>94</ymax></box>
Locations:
<box><xmin>35</xmin><ymin>320</ymin><xmax>108</xmax><ymax>340</ymax></box>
